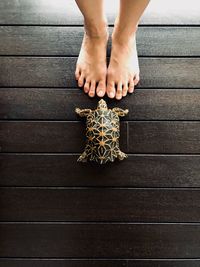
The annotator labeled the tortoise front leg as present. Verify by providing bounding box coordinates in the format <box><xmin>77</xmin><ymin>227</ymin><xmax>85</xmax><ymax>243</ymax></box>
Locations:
<box><xmin>112</xmin><ymin>107</ymin><xmax>129</xmax><ymax>117</ymax></box>
<box><xmin>75</xmin><ymin>108</ymin><xmax>92</xmax><ymax>117</ymax></box>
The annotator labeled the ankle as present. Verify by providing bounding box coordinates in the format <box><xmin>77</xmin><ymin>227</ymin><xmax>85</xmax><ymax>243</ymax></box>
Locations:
<box><xmin>84</xmin><ymin>19</ymin><xmax>109</xmax><ymax>39</ymax></box>
<box><xmin>112</xmin><ymin>30</ymin><xmax>136</xmax><ymax>47</ymax></box>
<box><xmin>112</xmin><ymin>22</ymin><xmax>138</xmax><ymax>44</ymax></box>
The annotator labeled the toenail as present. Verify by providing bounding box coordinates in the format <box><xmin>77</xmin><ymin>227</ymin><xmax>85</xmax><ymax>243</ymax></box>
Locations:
<box><xmin>98</xmin><ymin>90</ymin><xmax>103</xmax><ymax>96</ymax></box>
<box><xmin>89</xmin><ymin>92</ymin><xmax>94</xmax><ymax>97</ymax></box>
<box><xmin>109</xmin><ymin>92</ymin><xmax>115</xmax><ymax>98</ymax></box>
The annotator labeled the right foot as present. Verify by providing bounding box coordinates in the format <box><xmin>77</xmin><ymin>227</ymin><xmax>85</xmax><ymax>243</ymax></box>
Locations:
<box><xmin>106</xmin><ymin>24</ymin><xmax>140</xmax><ymax>100</ymax></box>
<box><xmin>75</xmin><ymin>22</ymin><xmax>109</xmax><ymax>98</ymax></box>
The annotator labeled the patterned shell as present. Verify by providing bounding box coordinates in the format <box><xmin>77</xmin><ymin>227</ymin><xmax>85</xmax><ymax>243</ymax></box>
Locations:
<box><xmin>76</xmin><ymin>99</ymin><xmax>128</xmax><ymax>164</ymax></box>
<box><xmin>85</xmin><ymin>107</ymin><xmax>120</xmax><ymax>164</ymax></box>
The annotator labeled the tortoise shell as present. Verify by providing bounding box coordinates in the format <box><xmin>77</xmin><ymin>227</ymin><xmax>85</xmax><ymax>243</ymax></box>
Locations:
<box><xmin>75</xmin><ymin>99</ymin><xmax>129</xmax><ymax>164</ymax></box>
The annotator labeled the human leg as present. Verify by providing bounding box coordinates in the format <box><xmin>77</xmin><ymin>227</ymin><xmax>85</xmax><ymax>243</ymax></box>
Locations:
<box><xmin>107</xmin><ymin>0</ymin><xmax>150</xmax><ymax>100</ymax></box>
<box><xmin>75</xmin><ymin>0</ymin><xmax>109</xmax><ymax>97</ymax></box>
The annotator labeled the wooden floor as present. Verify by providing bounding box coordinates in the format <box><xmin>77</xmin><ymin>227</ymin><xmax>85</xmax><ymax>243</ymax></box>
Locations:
<box><xmin>0</xmin><ymin>0</ymin><xmax>200</xmax><ymax>266</ymax></box>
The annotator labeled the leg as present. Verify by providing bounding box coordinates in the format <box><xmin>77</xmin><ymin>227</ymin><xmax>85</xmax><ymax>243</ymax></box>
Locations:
<box><xmin>75</xmin><ymin>108</ymin><xmax>92</xmax><ymax>117</ymax></box>
<box><xmin>112</xmin><ymin>107</ymin><xmax>129</xmax><ymax>117</ymax></box>
<box><xmin>75</xmin><ymin>0</ymin><xmax>109</xmax><ymax>98</ymax></box>
<box><xmin>117</xmin><ymin>150</ymin><xmax>128</xmax><ymax>161</ymax></box>
<box><xmin>78</xmin><ymin>151</ymin><xmax>88</xmax><ymax>162</ymax></box>
<box><xmin>107</xmin><ymin>0</ymin><xmax>150</xmax><ymax>100</ymax></box>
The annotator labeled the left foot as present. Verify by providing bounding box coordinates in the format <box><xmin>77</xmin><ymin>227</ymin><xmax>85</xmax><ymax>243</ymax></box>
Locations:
<box><xmin>107</xmin><ymin>26</ymin><xmax>140</xmax><ymax>100</ymax></box>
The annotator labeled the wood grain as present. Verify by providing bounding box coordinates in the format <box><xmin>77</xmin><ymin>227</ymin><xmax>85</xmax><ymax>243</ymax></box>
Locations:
<box><xmin>0</xmin><ymin>57</ymin><xmax>200</xmax><ymax>88</ymax></box>
<box><xmin>0</xmin><ymin>259</ymin><xmax>200</xmax><ymax>267</ymax></box>
<box><xmin>1</xmin><ymin>121</ymin><xmax>200</xmax><ymax>153</ymax></box>
<box><xmin>1</xmin><ymin>188</ymin><xmax>200</xmax><ymax>222</ymax></box>
<box><xmin>0</xmin><ymin>27</ymin><xmax>199</xmax><ymax>56</ymax></box>
<box><xmin>1</xmin><ymin>154</ymin><xmax>200</xmax><ymax>187</ymax></box>
<box><xmin>128</xmin><ymin>121</ymin><xmax>200</xmax><ymax>153</ymax></box>
<box><xmin>1</xmin><ymin>88</ymin><xmax>200</xmax><ymax>120</ymax></box>
<box><xmin>0</xmin><ymin>223</ymin><xmax>200</xmax><ymax>258</ymax></box>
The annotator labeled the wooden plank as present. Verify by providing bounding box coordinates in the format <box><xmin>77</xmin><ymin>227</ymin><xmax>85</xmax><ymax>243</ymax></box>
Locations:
<box><xmin>1</xmin><ymin>88</ymin><xmax>200</xmax><ymax>120</ymax></box>
<box><xmin>0</xmin><ymin>57</ymin><xmax>200</xmax><ymax>88</ymax></box>
<box><xmin>1</xmin><ymin>188</ymin><xmax>200</xmax><ymax>222</ymax></box>
<box><xmin>0</xmin><ymin>0</ymin><xmax>200</xmax><ymax>25</ymax></box>
<box><xmin>1</xmin><ymin>121</ymin><xmax>200</xmax><ymax>153</ymax></box>
<box><xmin>137</xmin><ymin>27</ymin><xmax>200</xmax><ymax>56</ymax></box>
<box><xmin>128</xmin><ymin>121</ymin><xmax>200</xmax><ymax>153</ymax></box>
<box><xmin>0</xmin><ymin>27</ymin><xmax>200</xmax><ymax>56</ymax></box>
<box><xmin>128</xmin><ymin>261</ymin><xmax>200</xmax><ymax>267</ymax></box>
<box><xmin>0</xmin><ymin>223</ymin><xmax>200</xmax><ymax>258</ymax></box>
<box><xmin>0</xmin><ymin>259</ymin><xmax>200</xmax><ymax>267</ymax></box>
<box><xmin>1</xmin><ymin>154</ymin><xmax>200</xmax><ymax>187</ymax></box>
<box><xmin>0</xmin><ymin>260</ymin><xmax>128</xmax><ymax>267</ymax></box>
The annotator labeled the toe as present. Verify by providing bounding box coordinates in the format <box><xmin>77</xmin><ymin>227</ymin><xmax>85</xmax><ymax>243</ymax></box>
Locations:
<box><xmin>116</xmin><ymin>82</ymin><xmax>123</xmax><ymax>100</ymax></box>
<box><xmin>88</xmin><ymin>80</ymin><xmax>96</xmax><ymax>97</ymax></box>
<box><xmin>96</xmin><ymin>80</ymin><xmax>106</xmax><ymax>97</ymax></box>
<box><xmin>128</xmin><ymin>80</ymin><xmax>135</xmax><ymax>93</ymax></box>
<box><xmin>84</xmin><ymin>80</ymin><xmax>90</xmax><ymax>93</ymax></box>
<box><xmin>106</xmin><ymin>81</ymin><xmax>115</xmax><ymax>99</ymax></box>
<box><xmin>75</xmin><ymin>66</ymin><xmax>81</xmax><ymax>80</ymax></box>
<box><xmin>134</xmin><ymin>73</ymin><xmax>140</xmax><ymax>86</ymax></box>
<box><xmin>122</xmin><ymin>83</ymin><xmax>128</xmax><ymax>97</ymax></box>
<box><xmin>78</xmin><ymin>72</ymin><xmax>85</xmax><ymax>87</ymax></box>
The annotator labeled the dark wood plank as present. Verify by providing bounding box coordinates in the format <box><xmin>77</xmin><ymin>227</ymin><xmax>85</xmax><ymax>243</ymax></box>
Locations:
<box><xmin>128</xmin><ymin>261</ymin><xmax>200</xmax><ymax>267</ymax></box>
<box><xmin>0</xmin><ymin>0</ymin><xmax>200</xmax><ymax>25</ymax></box>
<box><xmin>0</xmin><ymin>223</ymin><xmax>200</xmax><ymax>258</ymax></box>
<box><xmin>1</xmin><ymin>88</ymin><xmax>200</xmax><ymax>120</ymax></box>
<box><xmin>0</xmin><ymin>57</ymin><xmax>200</xmax><ymax>88</ymax></box>
<box><xmin>0</xmin><ymin>27</ymin><xmax>199</xmax><ymax>56</ymax></box>
<box><xmin>0</xmin><ymin>259</ymin><xmax>200</xmax><ymax>267</ymax></box>
<box><xmin>1</xmin><ymin>154</ymin><xmax>200</xmax><ymax>187</ymax></box>
<box><xmin>128</xmin><ymin>121</ymin><xmax>200</xmax><ymax>153</ymax></box>
<box><xmin>0</xmin><ymin>259</ymin><xmax>127</xmax><ymax>267</ymax></box>
<box><xmin>137</xmin><ymin>27</ymin><xmax>200</xmax><ymax>56</ymax></box>
<box><xmin>1</xmin><ymin>188</ymin><xmax>200</xmax><ymax>222</ymax></box>
<box><xmin>1</xmin><ymin>121</ymin><xmax>200</xmax><ymax>153</ymax></box>
<box><xmin>0</xmin><ymin>121</ymin><xmax>85</xmax><ymax>153</ymax></box>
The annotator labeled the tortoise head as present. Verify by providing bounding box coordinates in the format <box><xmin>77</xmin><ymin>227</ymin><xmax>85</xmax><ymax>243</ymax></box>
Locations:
<box><xmin>97</xmin><ymin>99</ymin><xmax>108</xmax><ymax>110</ymax></box>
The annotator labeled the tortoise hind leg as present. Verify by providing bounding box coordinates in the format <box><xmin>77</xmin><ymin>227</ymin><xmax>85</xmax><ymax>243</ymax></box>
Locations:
<box><xmin>77</xmin><ymin>151</ymin><xmax>88</xmax><ymax>162</ymax></box>
<box><xmin>117</xmin><ymin>150</ymin><xmax>128</xmax><ymax>161</ymax></box>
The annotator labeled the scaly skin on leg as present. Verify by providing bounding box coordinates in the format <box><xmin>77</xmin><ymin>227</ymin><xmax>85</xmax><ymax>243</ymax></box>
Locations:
<box><xmin>75</xmin><ymin>108</ymin><xmax>92</xmax><ymax>117</ymax></box>
<box><xmin>107</xmin><ymin>0</ymin><xmax>150</xmax><ymax>100</ymax></box>
<box><xmin>112</xmin><ymin>107</ymin><xmax>129</xmax><ymax>117</ymax></box>
<box><xmin>74</xmin><ymin>0</ymin><xmax>108</xmax><ymax>98</ymax></box>
<box><xmin>78</xmin><ymin>151</ymin><xmax>88</xmax><ymax>162</ymax></box>
<box><xmin>117</xmin><ymin>150</ymin><xmax>128</xmax><ymax>160</ymax></box>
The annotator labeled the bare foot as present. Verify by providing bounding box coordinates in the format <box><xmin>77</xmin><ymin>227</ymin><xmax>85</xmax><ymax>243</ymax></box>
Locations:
<box><xmin>75</xmin><ymin>23</ymin><xmax>109</xmax><ymax>98</ymax></box>
<box><xmin>107</xmin><ymin>29</ymin><xmax>140</xmax><ymax>100</ymax></box>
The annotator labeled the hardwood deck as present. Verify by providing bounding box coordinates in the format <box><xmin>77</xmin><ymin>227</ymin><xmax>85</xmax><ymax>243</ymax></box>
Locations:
<box><xmin>0</xmin><ymin>0</ymin><xmax>200</xmax><ymax>266</ymax></box>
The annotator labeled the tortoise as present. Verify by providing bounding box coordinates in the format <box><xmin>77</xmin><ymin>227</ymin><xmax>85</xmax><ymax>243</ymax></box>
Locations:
<box><xmin>75</xmin><ymin>99</ymin><xmax>129</xmax><ymax>164</ymax></box>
